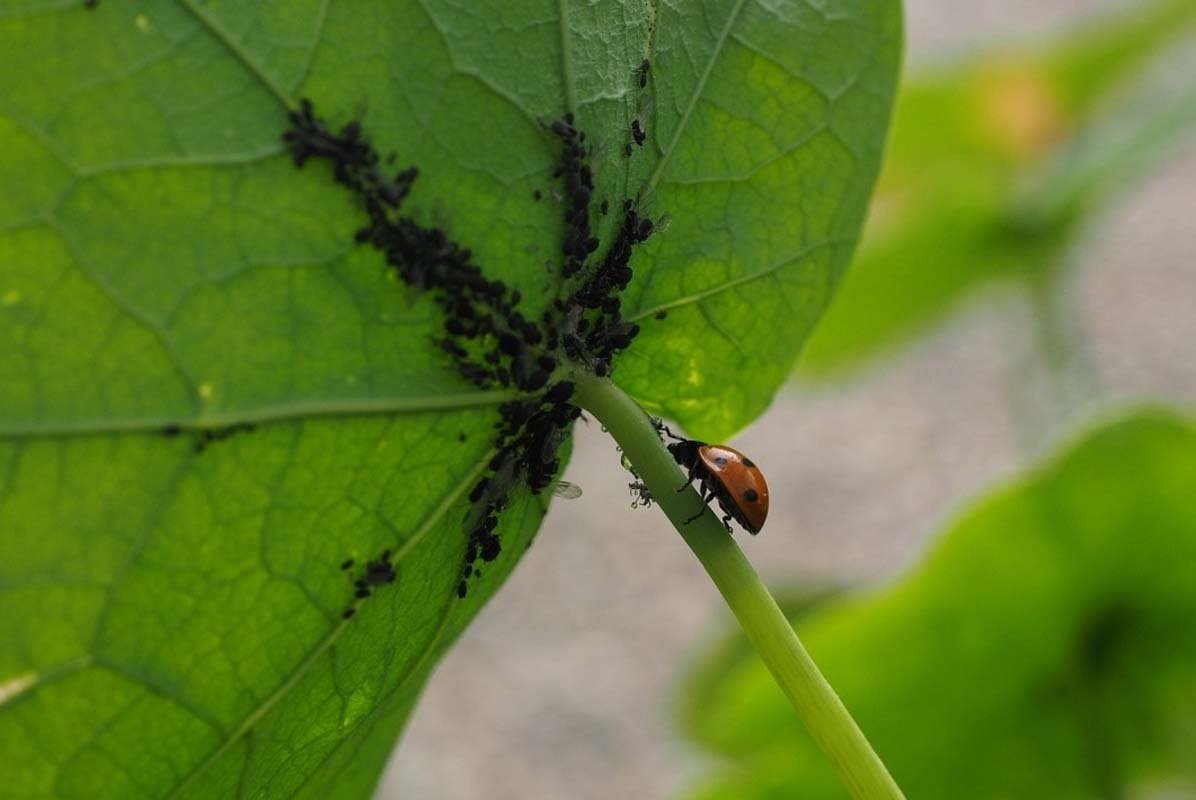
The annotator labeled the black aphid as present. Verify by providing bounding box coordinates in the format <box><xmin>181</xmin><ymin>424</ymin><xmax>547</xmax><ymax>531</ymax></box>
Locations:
<box><xmin>193</xmin><ymin>422</ymin><xmax>256</xmax><ymax>454</ymax></box>
<box><xmin>363</xmin><ymin>554</ymin><xmax>397</xmax><ymax>586</ymax></box>
<box><xmin>631</xmin><ymin>119</ymin><xmax>646</xmax><ymax>147</ymax></box>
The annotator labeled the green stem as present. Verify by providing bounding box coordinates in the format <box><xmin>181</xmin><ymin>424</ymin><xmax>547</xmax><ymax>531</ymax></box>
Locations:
<box><xmin>572</xmin><ymin>372</ymin><xmax>905</xmax><ymax>800</ymax></box>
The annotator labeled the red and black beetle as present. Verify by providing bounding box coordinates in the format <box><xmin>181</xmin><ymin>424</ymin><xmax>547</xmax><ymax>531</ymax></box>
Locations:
<box><xmin>655</xmin><ymin>421</ymin><xmax>770</xmax><ymax>534</ymax></box>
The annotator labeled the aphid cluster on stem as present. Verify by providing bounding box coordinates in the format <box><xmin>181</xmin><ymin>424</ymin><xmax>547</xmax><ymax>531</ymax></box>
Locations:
<box><xmin>285</xmin><ymin>99</ymin><xmax>657</xmax><ymax>600</ymax></box>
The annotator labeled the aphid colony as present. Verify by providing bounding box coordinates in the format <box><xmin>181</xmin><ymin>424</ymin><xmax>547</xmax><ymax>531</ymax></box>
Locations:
<box><xmin>339</xmin><ymin>551</ymin><xmax>398</xmax><ymax>619</ymax></box>
<box><xmin>283</xmin><ymin>96</ymin><xmax>656</xmax><ymax>602</ymax></box>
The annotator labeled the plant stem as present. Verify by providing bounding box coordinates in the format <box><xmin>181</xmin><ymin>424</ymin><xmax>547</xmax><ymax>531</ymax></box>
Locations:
<box><xmin>572</xmin><ymin>372</ymin><xmax>905</xmax><ymax>800</ymax></box>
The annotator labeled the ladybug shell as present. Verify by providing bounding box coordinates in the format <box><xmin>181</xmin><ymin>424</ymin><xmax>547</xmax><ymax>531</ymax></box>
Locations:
<box><xmin>697</xmin><ymin>444</ymin><xmax>769</xmax><ymax>534</ymax></box>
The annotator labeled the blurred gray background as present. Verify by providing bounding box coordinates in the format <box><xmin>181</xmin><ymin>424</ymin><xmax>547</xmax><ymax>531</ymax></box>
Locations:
<box><xmin>382</xmin><ymin>0</ymin><xmax>1196</xmax><ymax>797</ymax></box>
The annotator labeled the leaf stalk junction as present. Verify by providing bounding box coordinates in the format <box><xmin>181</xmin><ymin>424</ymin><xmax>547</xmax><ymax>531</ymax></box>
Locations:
<box><xmin>572</xmin><ymin>372</ymin><xmax>906</xmax><ymax>800</ymax></box>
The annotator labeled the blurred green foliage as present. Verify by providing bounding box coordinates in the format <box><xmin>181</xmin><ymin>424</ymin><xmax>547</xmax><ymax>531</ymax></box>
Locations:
<box><xmin>801</xmin><ymin>0</ymin><xmax>1196</xmax><ymax>376</ymax></box>
<box><xmin>675</xmin><ymin>409</ymin><xmax>1196</xmax><ymax>799</ymax></box>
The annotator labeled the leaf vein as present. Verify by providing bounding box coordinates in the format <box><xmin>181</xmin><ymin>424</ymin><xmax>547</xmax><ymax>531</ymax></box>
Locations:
<box><xmin>0</xmin><ymin>391</ymin><xmax>521</xmax><ymax>440</ymax></box>
<box><xmin>558</xmin><ymin>0</ymin><xmax>578</xmax><ymax>113</ymax></box>
<box><xmin>176</xmin><ymin>0</ymin><xmax>296</xmax><ymax>112</ymax></box>
<box><xmin>644</xmin><ymin>0</ymin><xmax>750</xmax><ymax>194</ymax></box>
<box><xmin>164</xmin><ymin>452</ymin><xmax>492</xmax><ymax>799</ymax></box>
<box><xmin>627</xmin><ymin>237</ymin><xmax>848</xmax><ymax>321</ymax></box>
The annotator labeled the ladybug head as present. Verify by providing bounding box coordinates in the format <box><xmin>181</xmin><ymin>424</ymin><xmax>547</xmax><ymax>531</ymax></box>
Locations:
<box><xmin>666</xmin><ymin>438</ymin><xmax>701</xmax><ymax>467</ymax></box>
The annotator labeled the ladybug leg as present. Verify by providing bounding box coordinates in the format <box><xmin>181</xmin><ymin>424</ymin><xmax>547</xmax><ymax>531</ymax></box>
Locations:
<box><xmin>720</xmin><ymin>513</ymin><xmax>733</xmax><ymax>533</ymax></box>
<box><xmin>654</xmin><ymin>419</ymin><xmax>686</xmax><ymax>443</ymax></box>
<box><xmin>683</xmin><ymin>484</ymin><xmax>715</xmax><ymax>525</ymax></box>
<box><xmin>676</xmin><ymin>460</ymin><xmax>699</xmax><ymax>492</ymax></box>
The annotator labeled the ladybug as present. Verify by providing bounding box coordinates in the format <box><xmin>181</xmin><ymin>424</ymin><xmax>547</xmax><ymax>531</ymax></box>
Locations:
<box><xmin>655</xmin><ymin>421</ymin><xmax>769</xmax><ymax>534</ymax></box>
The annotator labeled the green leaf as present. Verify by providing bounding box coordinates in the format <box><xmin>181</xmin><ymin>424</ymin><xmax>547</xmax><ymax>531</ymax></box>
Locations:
<box><xmin>0</xmin><ymin>1</ymin><xmax>899</xmax><ymax>797</ymax></box>
<box><xmin>615</xmin><ymin>0</ymin><xmax>902</xmax><ymax>437</ymax></box>
<box><xmin>799</xmin><ymin>0</ymin><xmax>1196</xmax><ymax>376</ymax></box>
<box><xmin>674</xmin><ymin>409</ymin><xmax>1196</xmax><ymax>799</ymax></box>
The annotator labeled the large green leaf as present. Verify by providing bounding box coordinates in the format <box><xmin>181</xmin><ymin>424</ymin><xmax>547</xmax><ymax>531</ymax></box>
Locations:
<box><xmin>0</xmin><ymin>1</ymin><xmax>899</xmax><ymax>797</ymax></box>
<box><xmin>799</xmin><ymin>0</ymin><xmax>1196</xmax><ymax>376</ymax></box>
<box><xmin>675</xmin><ymin>409</ymin><xmax>1196</xmax><ymax>799</ymax></box>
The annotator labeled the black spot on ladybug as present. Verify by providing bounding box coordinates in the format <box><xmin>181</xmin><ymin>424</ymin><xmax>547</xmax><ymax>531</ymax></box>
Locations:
<box><xmin>744</xmin><ymin>488</ymin><xmax>759</xmax><ymax>502</ymax></box>
<box><xmin>743</xmin><ymin>458</ymin><xmax>756</xmax><ymax>468</ymax></box>
<box><xmin>714</xmin><ymin>456</ymin><xmax>728</xmax><ymax>466</ymax></box>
